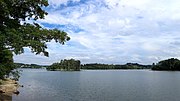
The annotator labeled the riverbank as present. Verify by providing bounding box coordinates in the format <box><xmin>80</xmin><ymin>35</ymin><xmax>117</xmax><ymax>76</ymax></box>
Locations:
<box><xmin>0</xmin><ymin>79</ymin><xmax>19</xmax><ymax>101</ymax></box>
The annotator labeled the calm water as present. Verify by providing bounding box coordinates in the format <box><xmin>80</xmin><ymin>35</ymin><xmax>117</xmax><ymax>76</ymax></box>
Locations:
<box><xmin>13</xmin><ymin>69</ymin><xmax>180</xmax><ymax>101</ymax></box>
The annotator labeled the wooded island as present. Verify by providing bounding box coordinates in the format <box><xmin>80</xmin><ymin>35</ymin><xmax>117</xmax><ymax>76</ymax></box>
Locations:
<box><xmin>46</xmin><ymin>59</ymin><xmax>81</xmax><ymax>71</ymax></box>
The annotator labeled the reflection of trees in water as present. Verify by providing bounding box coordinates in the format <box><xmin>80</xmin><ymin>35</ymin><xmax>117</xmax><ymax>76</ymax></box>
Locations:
<box><xmin>0</xmin><ymin>94</ymin><xmax>12</xmax><ymax>101</ymax></box>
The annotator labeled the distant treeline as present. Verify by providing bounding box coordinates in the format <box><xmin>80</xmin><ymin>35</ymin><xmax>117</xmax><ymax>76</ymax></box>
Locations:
<box><xmin>15</xmin><ymin>63</ymin><xmax>46</xmax><ymax>69</ymax></box>
<box><xmin>15</xmin><ymin>60</ymin><xmax>151</xmax><ymax>70</ymax></box>
<box><xmin>152</xmin><ymin>58</ymin><xmax>180</xmax><ymax>71</ymax></box>
<box><xmin>15</xmin><ymin>58</ymin><xmax>180</xmax><ymax>71</ymax></box>
<box><xmin>81</xmin><ymin>63</ymin><xmax>152</xmax><ymax>70</ymax></box>
<box><xmin>47</xmin><ymin>59</ymin><xmax>81</xmax><ymax>71</ymax></box>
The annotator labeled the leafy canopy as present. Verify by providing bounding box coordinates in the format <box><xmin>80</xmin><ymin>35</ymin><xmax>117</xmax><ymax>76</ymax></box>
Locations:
<box><xmin>0</xmin><ymin>0</ymin><xmax>70</xmax><ymax>79</ymax></box>
<box><xmin>0</xmin><ymin>0</ymin><xmax>70</xmax><ymax>57</ymax></box>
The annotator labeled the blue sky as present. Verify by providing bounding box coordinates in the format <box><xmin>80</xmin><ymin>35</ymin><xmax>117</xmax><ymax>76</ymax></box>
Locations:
<box><xmin>14</xmin><ymin>0</ymin><xmax>180</xmax><ymax>65</ymax></box>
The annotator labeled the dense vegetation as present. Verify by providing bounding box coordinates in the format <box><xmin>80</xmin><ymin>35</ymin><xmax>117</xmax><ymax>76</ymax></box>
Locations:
<box><xmin>0</xmin><ymin>49</ymin><xmax>15</xmax><ymax>79</ymax></box>
<box><xmin>47</xmin><ymin>59</ymin><xmax>81</xmax><ymax>71</ymax></box>
<box><xmin>81</xmin><ymin>63</ymin><xmax>151</xmax><ymax>70</ymax></box>
<box><xmin>152</xmin><ymin>58</ymin><xmax>180</xmax><ymax>71</ymax></box>
<box><xmin>0</xmin><ymin>0</ymin><xmax>70</xmax><ymax>79</ymax></box>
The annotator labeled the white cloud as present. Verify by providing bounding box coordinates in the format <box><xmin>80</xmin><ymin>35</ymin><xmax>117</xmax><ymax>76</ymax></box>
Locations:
<box><xmin>14</xmin><ymin>0</ymin><xmax>180</xmax><ymax>65</ymax></box>
<box><xmin>105</xmin><ymin>0</ymin><xmax>120</xmax><ymax>7</ymax></box>
<box><xmin>121</xmin><ymin>0</ymin><xmax>150</xmax><ymax>7</ymax></box>
<box><xmin>48</xmin><ymin>0</ymin><xmax>81</xmax><ymax>8</ymax></box>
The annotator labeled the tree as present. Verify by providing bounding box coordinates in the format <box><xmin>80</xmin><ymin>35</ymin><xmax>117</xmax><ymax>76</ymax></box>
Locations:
<box><xmin>152</xmin><ymin>58</ymin><xmax>180</xmax><ymax>70</ymax></box>
<box><xmin>0</xmin><ymin>0</ymin><xmax>70</xmax><ymax>79</ymax></box>
<box><xmin>47</xmin><ymin>59</ymin><xmax>81</xmax><ymax>71</ymax></box>
<box><xmin>0</xmin><ymin>49</ymin><xmax>14</xmax><ymax>79</ymax></box>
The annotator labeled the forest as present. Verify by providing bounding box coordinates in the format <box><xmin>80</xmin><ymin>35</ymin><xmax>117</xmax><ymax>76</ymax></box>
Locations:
<box><xmin>46</xmin><ymin>59</ymin><xmax>151</xmax><ymax>71</ymax></box>
<box><xmin>46</xmin><ymin>59</ymin><xmax>81</xmax><ymax>71</ymax></box>
<box><xmin>81</xmin><ymin>63</ymin><xmax>152</xmax><ymax>70</ymax></box>
<box><xmin>152</xmin><ymin>58</ymin><xmax>180</xmax><ymax>71</ymax></box>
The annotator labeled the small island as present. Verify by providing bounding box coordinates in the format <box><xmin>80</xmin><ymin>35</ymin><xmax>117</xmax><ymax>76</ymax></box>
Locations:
<box><xmin>46</xmin><ymin>59</ymin><xmax>81</xmax><ymax>71</ymax></box>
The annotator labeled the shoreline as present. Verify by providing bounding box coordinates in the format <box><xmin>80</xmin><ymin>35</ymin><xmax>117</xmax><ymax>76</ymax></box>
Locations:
<box><xmin>0</xmin><ymin>79</ymin><xmax>20</xmax><ymax>101</ymax></box>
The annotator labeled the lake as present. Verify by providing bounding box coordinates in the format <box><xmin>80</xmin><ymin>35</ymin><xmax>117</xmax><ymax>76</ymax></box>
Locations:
<box><xmin>13</xmin><ymin>69</ymin><xmax>180</xmax><ymax>101</ymax></box>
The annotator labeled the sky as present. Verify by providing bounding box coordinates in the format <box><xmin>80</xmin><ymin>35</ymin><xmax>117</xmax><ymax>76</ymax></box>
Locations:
<box><xmin>14</xmin><ymin>0</ymin><xmax>180</xmax><ymax>65</ymax></box>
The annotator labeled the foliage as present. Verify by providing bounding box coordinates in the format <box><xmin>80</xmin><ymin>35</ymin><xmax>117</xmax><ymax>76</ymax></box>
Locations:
<box><xmin>0</xmin><ymin>0</ymin><xmax>70</xmax><ymax>79</ymax></box>
<box><xmin>81</xmin><ymin>63</ymin><xmax>151</xmax><ymax>70</ymax></box>
<box><xmin>0</xmin><ymin>0</ymin><xmax>70</xmax><ymax>56</ymax></box>
<box><xmin>47</xmin><ymin>59</ymin><xmax>81</xmax><ymax>71</ymax></box>
<box><xmin>0</xmin><ymin>49</ymin><xmax>15</xmax><ymax>79</ymax></box>
<box><xmin>152</xmin><ymin>58</ymin><xmax>180</xmax><ymax>71</ymax></box>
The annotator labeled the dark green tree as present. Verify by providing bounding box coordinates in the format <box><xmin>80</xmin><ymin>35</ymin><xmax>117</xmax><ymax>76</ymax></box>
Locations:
<box><xmin>152</xmin><ymin>58</ymin><xmax>180</xmax><ymax>70</ymax></box>
<box><xmin>81</xmin><ymin>63</ymin><xmax>150</xmax><ymax>70</ymax></box>
<box><xmin>47</xmin><ymin>59</ymin><xmax>81</xmax><ymax>71</ymax></box>
<box><xmin>0</xmin><ymin>0</ymin><xmax>70</xmax><ymax>79</ymax></box>
<box><xmin>0</xmin><ymin>49</ymin><xmax>14</xmax><ymax>79</ymax></box>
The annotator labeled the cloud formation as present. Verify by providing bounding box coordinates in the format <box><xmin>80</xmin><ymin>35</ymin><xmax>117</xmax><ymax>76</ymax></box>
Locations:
<box><xmin>14</xmin><ymin>0</ymin><xmax>180</xmax><ymax>65</ymax></box>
